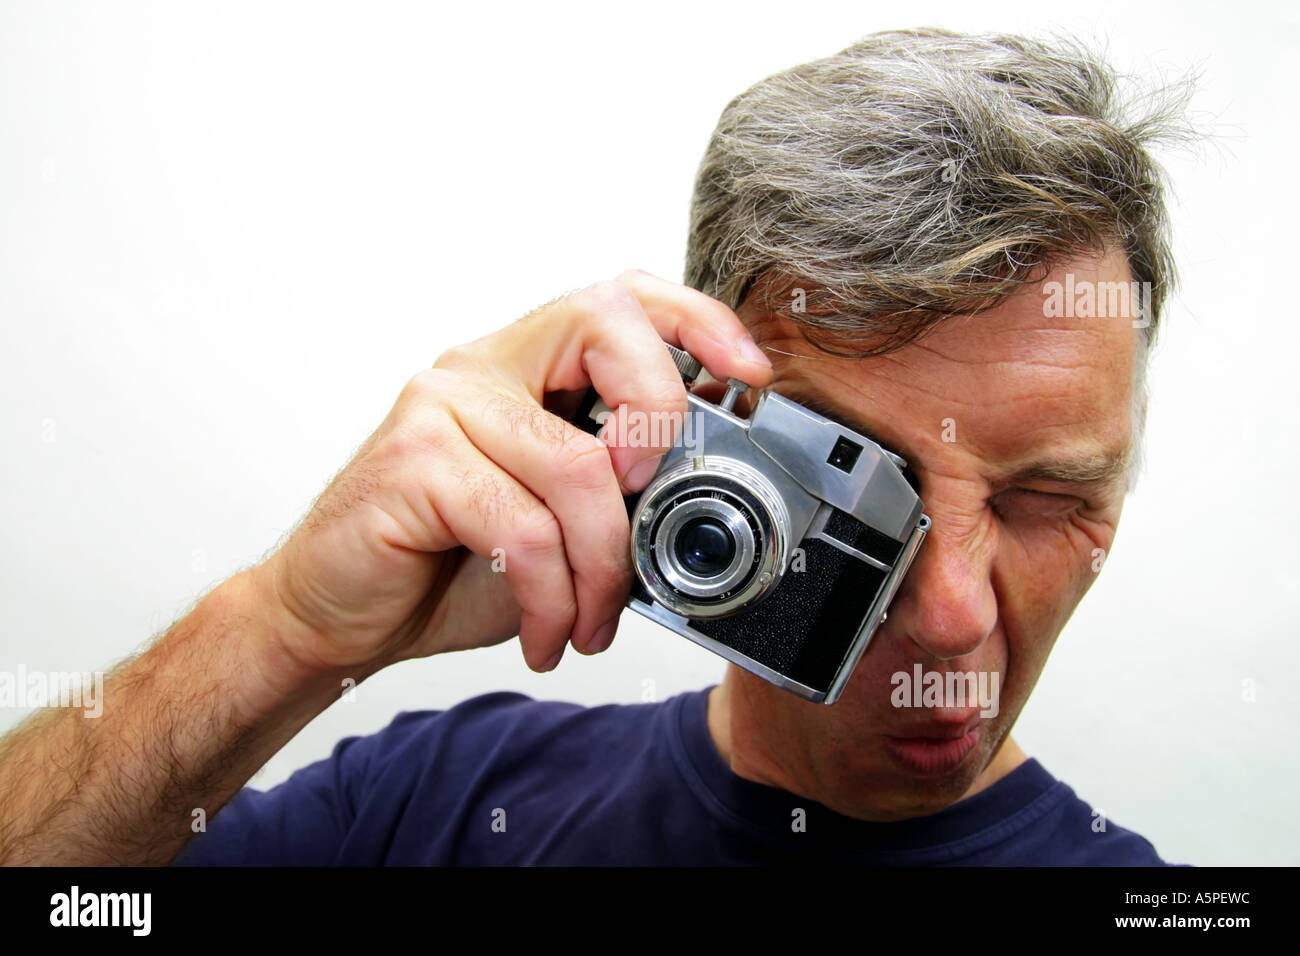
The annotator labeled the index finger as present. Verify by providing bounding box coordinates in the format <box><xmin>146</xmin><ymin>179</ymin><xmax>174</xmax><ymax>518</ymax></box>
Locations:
<box><xmin>607</xmin><ymin>269</ymin><xmax>775</xmax><ymax>390</ymax></box>
<box><xmin>490</xmin><ymin>275</ymin><xmax>773</xmax><ymax>491</ymax></box>
<box><xmin>502</xmin><ymin>272</ymin><xmax>773</xmax><ymax>397</ymax></box>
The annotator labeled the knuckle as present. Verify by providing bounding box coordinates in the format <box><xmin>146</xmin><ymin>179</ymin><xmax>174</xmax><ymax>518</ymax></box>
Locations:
<box><xmin>386</xmin><ymin>409</ymin><xmax>457</xmax><ymax>462</ymax></box>
<box><xmin>385</xmin><ymin>379</ymin><xmax>462</xmax><ymax>457</ymax></box>
<box><xmin>510</xmin><ymin>508</ymin><xmax>565</xmax><ymax>562</ymax></box>
<box><xmin>431</xmin><ymin>343</ymin><xmax>479</xmax><ymax>372</ymax></box>
<box><xmin>552</xmin><ymin>430</ymin><xmax>614</xmax><ymax>489</ymax></box>
<box><xmin>570</xmin><ymin>278</ymin><xmax>641</xmax><ymax>321</ymax></box>
<box><xmin>613</xmin><ymin>267</ymin><xmax>655</xmax><ymax>289</ymax></box>
<box><xmin>398</xmin><ymin>367</ymin><xmax>455</xmax><ymax>409</ymax></box>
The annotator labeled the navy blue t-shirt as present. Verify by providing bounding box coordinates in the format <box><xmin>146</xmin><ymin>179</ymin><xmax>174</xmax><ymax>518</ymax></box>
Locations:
<box><xmin>173</xmin><ymin>686</ymin><xmax>1172</xmax><ymax>865</ymax></box>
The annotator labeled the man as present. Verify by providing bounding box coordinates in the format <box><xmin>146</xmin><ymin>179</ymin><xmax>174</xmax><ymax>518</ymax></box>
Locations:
<box><xmin>0</xmin><ymin>29</ymin><xmax>1186</xmax><ymax>865</ymax></box>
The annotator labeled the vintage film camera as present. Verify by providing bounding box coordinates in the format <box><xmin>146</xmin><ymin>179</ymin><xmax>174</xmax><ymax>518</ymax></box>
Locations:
<box><xmin>572</xmin><ymin>344</ymin><xmax>930</xmax><ymax>705</ymax></box>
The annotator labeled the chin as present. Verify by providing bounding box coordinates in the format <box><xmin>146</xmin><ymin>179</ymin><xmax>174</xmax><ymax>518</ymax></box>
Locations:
<box><xmin>729</xmin><ymin>664</ymin><xmax>1015</xmax><ymax>820</ymax></box>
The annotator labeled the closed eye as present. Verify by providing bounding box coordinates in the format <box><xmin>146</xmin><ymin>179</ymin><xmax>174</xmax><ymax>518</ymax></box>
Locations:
<box><xmin>992</xmin><ymin>488</ymin><xmax>1083</xmax><ymax>521</ymax></box>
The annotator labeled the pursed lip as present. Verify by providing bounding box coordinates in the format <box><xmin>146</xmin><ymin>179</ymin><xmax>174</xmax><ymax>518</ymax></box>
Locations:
<box><xmin>885</xmin><ymin>712</ymin><xmax>983</xmax><ymax>741</ymax></box>
<box><xmin>881</xmin><ymin>712</ymin><xmax>985</xmax><ymax>774</ymax></box>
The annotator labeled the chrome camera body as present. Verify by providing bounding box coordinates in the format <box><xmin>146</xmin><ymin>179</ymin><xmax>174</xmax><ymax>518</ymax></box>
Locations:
<box><xmin>572</xmin><ymin>346</ymin><xmax>930</xmax><ymax>705</ymax></box>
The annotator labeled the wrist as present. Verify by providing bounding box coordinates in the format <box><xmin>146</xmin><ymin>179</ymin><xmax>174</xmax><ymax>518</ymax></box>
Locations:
<box><xmin>212</xmin><ymin>567</ymin><xmax>383</xmax><ymax>718</ymax></box>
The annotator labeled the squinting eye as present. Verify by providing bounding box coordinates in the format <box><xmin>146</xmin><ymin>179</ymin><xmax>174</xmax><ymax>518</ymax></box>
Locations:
<box><xmin>992</xmin><ymin>489</ymin><xmax>1081</xmax><ymax>520</ymax></box>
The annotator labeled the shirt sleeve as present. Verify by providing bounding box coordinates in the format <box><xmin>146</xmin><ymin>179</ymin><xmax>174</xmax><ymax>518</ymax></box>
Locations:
<box><xmin>171</xmin><ymin>725</ymin><xmax>387</xmax><ymax>866</ymax></box>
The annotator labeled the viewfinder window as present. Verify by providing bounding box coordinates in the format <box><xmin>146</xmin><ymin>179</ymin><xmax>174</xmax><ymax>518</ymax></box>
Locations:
<box><xmin>827</xmin><ymin>436</ymin><xmax>862</xmax><ymax>473</ymax></box>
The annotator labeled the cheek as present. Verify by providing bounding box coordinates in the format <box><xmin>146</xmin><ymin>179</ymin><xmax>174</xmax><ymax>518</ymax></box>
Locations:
<box><xmin>993</xmin><ymin>514</ymin><xmax>1116</xmax><ymax>646</ymax></box>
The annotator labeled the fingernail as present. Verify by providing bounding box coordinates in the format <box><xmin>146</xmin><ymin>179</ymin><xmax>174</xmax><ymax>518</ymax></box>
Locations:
<box><xmin>624</xmin><ymin>454</ymin><xmax>664</xmax><ymax>493</ymax></box>
<box><xmin>737</xmin><ymin>337</ymin><xmax>771</xmax><ymax>367</ymax></box>
<box><xmin>586</xmin><ymin>620</ymin><xmax>617</xmax><ymax>654</ymax></box>
<box><xmin>541</xmin><ymin>650</ymin><xmax>563</xmax><ymax>672</ymax></box>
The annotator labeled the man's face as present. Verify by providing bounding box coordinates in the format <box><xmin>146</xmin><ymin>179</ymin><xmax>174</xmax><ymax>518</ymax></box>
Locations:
<box><xmin>724</xmin><ymin>248</ymin><xmax>1141</xmax><ymax>820</ymax></box>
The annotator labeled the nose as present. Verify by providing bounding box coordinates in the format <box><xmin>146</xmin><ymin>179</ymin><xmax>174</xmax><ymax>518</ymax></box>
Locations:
<box><xmin>888</xmin><ymin>513</ymin><xmax>998</xmax><ymax>661</ymax></box>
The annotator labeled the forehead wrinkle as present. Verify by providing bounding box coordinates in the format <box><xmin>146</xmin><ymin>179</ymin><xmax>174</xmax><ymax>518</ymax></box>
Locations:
<box><xmin>859</xmin><ymin>345</ymin><xmax>1128</xmax><ymax>426</ymax></box>
<box><xmin>814</xmin><ymin>365</ymin><xmax>1094</xmax><ymax>416</ymax></box>
<box><xmin>763</xmin><ymin>323</ymin><xmax>1134</xmax><ymax>466</ymax></box>
<box><xmin>905</xmin><ymin>339</ymin><xmax>1114</xmax><ymax>376</ymax></box>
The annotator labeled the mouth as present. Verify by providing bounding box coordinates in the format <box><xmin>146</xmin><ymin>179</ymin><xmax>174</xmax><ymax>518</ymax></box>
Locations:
<box><xmin>882</xmin><ymin>716</ymin><xmax>983</xmax><ymax>775</ymax></box>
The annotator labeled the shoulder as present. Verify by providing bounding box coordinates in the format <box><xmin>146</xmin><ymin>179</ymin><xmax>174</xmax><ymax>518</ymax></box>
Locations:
<box><xmin>1011</xmin><ymin>765</ymin><xmax>1178</xmax><ymax>866</ymax></box>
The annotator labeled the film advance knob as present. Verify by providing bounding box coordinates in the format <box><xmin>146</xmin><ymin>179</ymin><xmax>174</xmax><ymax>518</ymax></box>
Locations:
<box><xmin>664</xmin><ymin>344</ymin><xmax>704</xmax><ymax>385</ymax></box>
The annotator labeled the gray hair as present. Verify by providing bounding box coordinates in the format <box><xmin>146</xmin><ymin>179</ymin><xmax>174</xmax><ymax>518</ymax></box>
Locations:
<box><xmin>685</xmin><ymin>28</ymin><xmax>1194</xmax><ymax>488</ymax></box>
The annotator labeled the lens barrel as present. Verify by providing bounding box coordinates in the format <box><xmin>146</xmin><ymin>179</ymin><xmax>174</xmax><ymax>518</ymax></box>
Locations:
<box><xmin>631</xmin><ymin>460</ymin><xmax>789</xmax><ymax>619</ymax></box>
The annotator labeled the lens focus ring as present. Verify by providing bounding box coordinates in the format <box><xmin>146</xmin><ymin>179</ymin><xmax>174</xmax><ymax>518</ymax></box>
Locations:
<box><xmin>653</xmin><ymin>496</ymin><xmax>757</xmax><ymax>600</ymax></box>
<box><xmin>631</xmin><ymin>461</ymin><xmax>789</xmax><ymax>619</ymax></box>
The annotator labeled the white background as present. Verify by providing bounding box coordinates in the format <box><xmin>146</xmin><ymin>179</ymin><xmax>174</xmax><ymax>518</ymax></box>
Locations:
<box><xmin>1</xmin><ymin>0</ymin><xmax>1296</xmax><ymax>866</ymax></box>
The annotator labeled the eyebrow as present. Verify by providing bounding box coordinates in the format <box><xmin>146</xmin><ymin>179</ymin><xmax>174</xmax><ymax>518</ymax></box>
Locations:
<box><xmin>785</xmin><ymin>391</ymin><xmax>1130</xmax><ymax>489</ymax></box>
<box><xmin>1009</xmin><ymin>450</ymin><xmax>1131</xmax><ymax>487</ymax></box>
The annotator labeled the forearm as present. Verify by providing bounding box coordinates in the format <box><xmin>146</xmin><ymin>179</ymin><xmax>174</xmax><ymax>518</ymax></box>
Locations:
<box><xmin>0</xmin><ymin>568</ymin><xmax>366</xmax><ymax>865</ymax></box>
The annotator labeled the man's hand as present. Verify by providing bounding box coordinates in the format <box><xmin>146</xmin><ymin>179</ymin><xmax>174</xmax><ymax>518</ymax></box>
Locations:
<box><xmin>263</xmin><ymin>270</ymin><xmax>773</xmax><ymax>676</ymax></box>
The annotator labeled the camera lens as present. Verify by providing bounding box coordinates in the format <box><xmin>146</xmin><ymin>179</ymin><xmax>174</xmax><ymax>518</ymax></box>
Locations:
<box><xmin>673</xmin><ymin>517</ymin><xmax>736</xmax><ymax>578</ymax></box>
<box><xmin>631</xmin><ymin>460</ymin><xmax>789</xmax><ymax>619</ymax></box>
